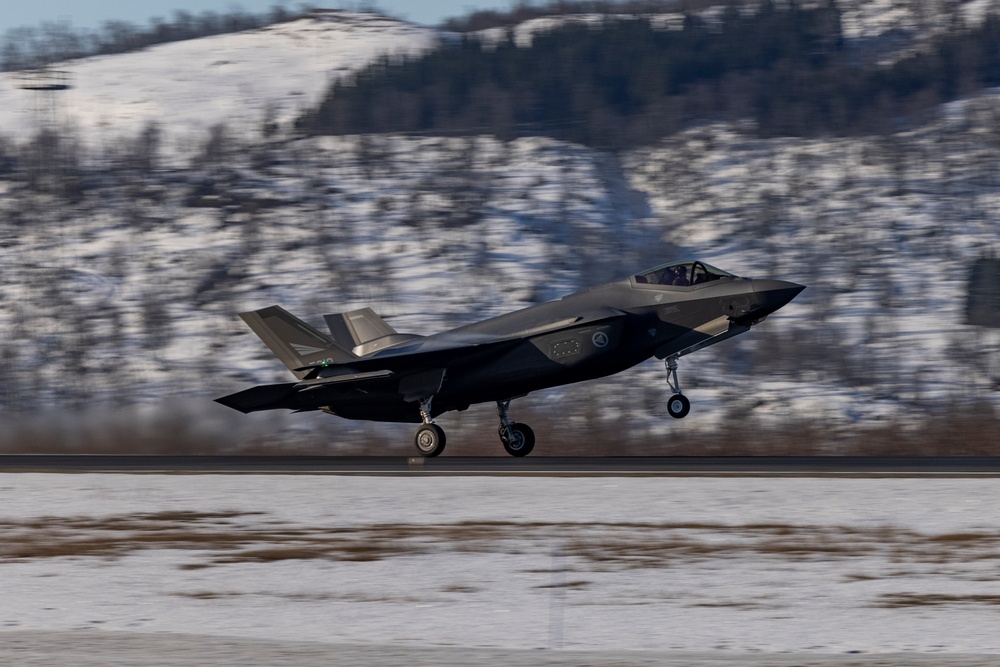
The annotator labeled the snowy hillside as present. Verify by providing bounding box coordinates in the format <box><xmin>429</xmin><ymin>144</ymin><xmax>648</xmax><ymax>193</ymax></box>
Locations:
<box><xmin>1</xmin><ymin>1</ymin><xmax>994</xmax><ymax>144</ymax></box>
<box><xmin>839</xmin><ymin>0</ymin><xmax>999</xmax><ymax>60</ymax></box>
<box><xmin>0</xmin><ymin>4</ymin><xmax>999</xmax><ymax>454</ymax></box>
<box><xmin>0</xmin><ymin>11</ymin><xmax>439</xmax><ymax>147</ymax></box>
<box><xmin>1</xmin><ymin>1</ymin><xmax>994</xmax><ymax>148</ymax></box>
<box><xmin>471</xmin><ymin>0</ymin><xmax>1000</xmax><ymax>60</ymax></box>
<box><xmin>2</xmin><ymin>120</ymin><xmax>998</xmax><ymax>452</ymax></box>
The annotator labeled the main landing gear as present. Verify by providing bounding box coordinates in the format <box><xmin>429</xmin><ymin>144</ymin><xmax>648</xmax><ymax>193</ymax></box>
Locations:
<box><xmin>413</xmin><ymin>397</ymin><xmax>446</xmax><ymax>457</ymax></box>
<box><xmin>411</xmin><ymin>397</ymin><xmax>536</xmax><ymax>457</ymax></box>
<box><xmin>497</xmin><ymin>399</ymin><xmax>535</xmax><ymax>457</ymax></box>
<box><xmin>664</xmin><ymin>356</ymin><xmax>691</xmax><ymax>419</ymax></box>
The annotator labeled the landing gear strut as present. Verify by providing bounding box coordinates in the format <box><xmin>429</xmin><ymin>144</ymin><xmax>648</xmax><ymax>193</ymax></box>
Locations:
<box><xmin>413</xmin><ymin>396</ymin><xmax>446</xmax><ymax>457</ymax></box>
<box><xmin>497</xmin><ymin>399</ymin><xmax>535</xmax><ymax>457</ymax></box>
<box><xmin>664</xmin><ymin>356</ymin><xmax>690</xmax><ymax>419</ymax></box>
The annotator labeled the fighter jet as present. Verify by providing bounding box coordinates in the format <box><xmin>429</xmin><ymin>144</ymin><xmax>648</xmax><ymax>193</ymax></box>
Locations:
<box><xmin>216</xmin><ymin>261</ymin><xmax>804</xmax><ymax>456</ymax></box>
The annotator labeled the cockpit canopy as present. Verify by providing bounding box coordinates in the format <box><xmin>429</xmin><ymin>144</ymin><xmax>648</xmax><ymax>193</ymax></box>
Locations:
<box><xmin>633</xmin><ymin>261</ymin><xmax>736</xmax><ymax>287</ymax></box>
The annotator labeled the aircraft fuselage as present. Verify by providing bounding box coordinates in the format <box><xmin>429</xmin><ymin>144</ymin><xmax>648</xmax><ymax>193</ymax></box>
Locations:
<box><xmin>313</xmin><ymin>274</ymin><xmax>800</xmax><ymax>422</ymax></box>
<box><xmin>217</xmin><ymin>261</ymin><xmax>805</xmax><ymax>455</ymax></box>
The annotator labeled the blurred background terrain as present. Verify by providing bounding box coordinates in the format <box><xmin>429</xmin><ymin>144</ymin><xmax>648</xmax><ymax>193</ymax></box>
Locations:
<box><xmin>1</xmin><ymin>0</ymin><xmax>998</xmax><ymax>455</ymax></box>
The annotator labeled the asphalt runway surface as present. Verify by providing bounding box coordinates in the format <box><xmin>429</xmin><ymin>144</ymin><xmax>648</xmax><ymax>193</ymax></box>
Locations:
<box><xmin>3</xmin><ymin>455</ymin><xmax>1000</xmax><ymax>475</ymax></box>
<box><xmin>1</xmin><ymin>632</ymin><xmax>998</xmax><ymax>667</ymax></box>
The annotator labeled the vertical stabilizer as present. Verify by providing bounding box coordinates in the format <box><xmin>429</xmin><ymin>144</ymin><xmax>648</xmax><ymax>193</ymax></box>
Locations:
<box><xmin>324</xmin><ymin>308</ymin><xmax>397</xmax><ymax>347</ymax></box>
<box><xmin>240</xmin><ymin>306</ymin><xmax>356</xmax><ymax>379</ymax></box>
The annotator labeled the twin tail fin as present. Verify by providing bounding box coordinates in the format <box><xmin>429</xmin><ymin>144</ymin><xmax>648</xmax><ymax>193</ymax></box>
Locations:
<box><xmin>239</xmin><ymin>306</ymin><xmax>356</xmax><ymax>380</ymax></box>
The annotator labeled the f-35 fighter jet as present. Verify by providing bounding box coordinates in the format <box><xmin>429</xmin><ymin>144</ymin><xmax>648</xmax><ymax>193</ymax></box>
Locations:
<box><xmin>216</xmin><ymin>261</ymin><xmax>804</xmax><ymax>457</ymax></box>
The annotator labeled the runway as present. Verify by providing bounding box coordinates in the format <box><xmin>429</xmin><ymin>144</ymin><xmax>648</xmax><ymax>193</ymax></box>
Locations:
<box><xmin>3</xmin><ymin>455</ymin><xmax>1000</xmax><ymax>475</ymax></box>
<box><xmin>2</xmin><ymin>631</ymin><xmax>996</xmax><ymax>667</ymax></box>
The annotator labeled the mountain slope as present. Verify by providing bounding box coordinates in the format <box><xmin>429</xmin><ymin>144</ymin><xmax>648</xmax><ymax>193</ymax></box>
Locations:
<box><xmin>0</xmin><ymin>11</ymin><xmax>439</xmax><ymax>146</ymax></box>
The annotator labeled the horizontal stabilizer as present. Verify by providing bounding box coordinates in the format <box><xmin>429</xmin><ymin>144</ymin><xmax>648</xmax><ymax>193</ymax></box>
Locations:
<box><xmin>240</xmin><ymin>305</ymin><xmax>356</xmax><ymax>379</ymax></box>
<box><xmin>215</xmin><ymin>382</ymin><xmax>298</xmax><ymax>414</ymax></box>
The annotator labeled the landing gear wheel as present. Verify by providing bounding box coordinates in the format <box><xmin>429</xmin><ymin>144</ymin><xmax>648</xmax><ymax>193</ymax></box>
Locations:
<box><xmin>414</xmin><ymin>423</ymin><xmax>446</xmax><ymax>457</ymax></box>
<box><xmin>667</xmin><ymin>394</ymin><xmax>690</xmax><ymax>419</ymax></box>
<box><xmin>500</xmin><ymin>422</ymin><xmax>535</xmax><ymax>457</ymax></box>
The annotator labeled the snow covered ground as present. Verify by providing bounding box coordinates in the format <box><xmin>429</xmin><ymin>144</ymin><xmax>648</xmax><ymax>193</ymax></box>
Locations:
<box><xmin>4</xmin><ymin>472</ymin><xmax>1000</xmax><ymax>665</ymax></box>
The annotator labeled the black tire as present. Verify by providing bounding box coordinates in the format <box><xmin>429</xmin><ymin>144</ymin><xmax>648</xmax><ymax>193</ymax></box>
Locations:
<box><xmin>501</xmin><ymin>422</ymin><xmax>535</xmax><ymax>457</ymax></box>
<box><xmin>667</xmin><ymin>394</ymin><xmax>691</xmax><ymax>419</ymax></box>
<box><xmin>414</xmin><ymin>423</ymin><xmax>446</xmax><ymax>457</ymax></box>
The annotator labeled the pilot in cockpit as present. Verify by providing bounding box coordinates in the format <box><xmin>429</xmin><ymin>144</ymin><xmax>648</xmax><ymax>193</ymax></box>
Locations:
<box><xmin>671</xmin><ymin>266</ymin><xmax>690</xmax><ymax>286</ymax></box>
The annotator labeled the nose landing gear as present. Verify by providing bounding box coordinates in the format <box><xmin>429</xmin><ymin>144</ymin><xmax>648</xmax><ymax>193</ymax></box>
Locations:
<box><xmin>665</xmin><ymin>356</ymin><xmax>691</xmax><ymax>419</ymax></box>
<box><xmin>497</xmin><ymin>399</ymin><xmax>535</xmax><ymax>457</ymax></box>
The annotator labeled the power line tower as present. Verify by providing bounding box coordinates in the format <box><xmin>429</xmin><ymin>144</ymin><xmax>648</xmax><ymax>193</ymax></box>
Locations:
<box><xmin>14</xmin><ymin>67</ymin><xmax>76</xmax><ymax>247</ymax></box>
<box><xmin>15</xmin><ymin>67</ymin><xmax>72</xmax><ymax>131</ymax></box>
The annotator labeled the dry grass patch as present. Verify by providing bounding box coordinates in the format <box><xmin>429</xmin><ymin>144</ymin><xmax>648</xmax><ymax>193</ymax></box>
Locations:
<box><xmin>927</xmin><ymin>532</ymin><xmax>997</xmax><ymax>543</ymax></box>
<box><xmin>441</xmin><ymin>583</ymin><xmax>481</xmax><ymax>593</ymax></box>
<box><xmin>877</xmin><ymin>593</ymin><xmax>1000</xmax><ymax>608</ymax></box>
<box><xmin>555</xmin><ymin>522</ymin><xmax>1000</xmax><ymax>573</ymax></box>
<box><xmin>534</xmin><ymin>579</ymin><xmax>590</xmax><ymax>589</ymax></box>
<box><xmin>6</xmin><ymin>514</ymin><xmax>1000</xmax><ymax>578</ymax></box>
<box><xmin>0</xmin><ymin>511</ymin><xmax>264</xmax><ymax>560</ymax></box>
<box><xmin>561</xmin><ymin>524</ymin><xmax>918</xmax><ymax>570</ymax></box>
<box><xmin>688</xmin><ymin>600</ymin><xmax>777</xmax><ymax>610</ymax></box>
<box><xmin>5</xmin><ymin>401</ymin><xmax>999</xmax><ymax>456</ymax></box>
<box><xmin>172</xmin><ymin>591</ymin><xmax>245</xmax><ymax>600</ymax></box>
<box><xmin>172</xmin><ymin>590</ymin><xmax>422</xmax><ymax>603</ymax></box>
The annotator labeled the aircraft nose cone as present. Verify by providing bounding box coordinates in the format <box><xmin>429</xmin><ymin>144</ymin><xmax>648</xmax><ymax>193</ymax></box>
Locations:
<box><xmin>748</xmin><ymin>279</ymin><xmax>806</xmax><ymax>318</ymax></box>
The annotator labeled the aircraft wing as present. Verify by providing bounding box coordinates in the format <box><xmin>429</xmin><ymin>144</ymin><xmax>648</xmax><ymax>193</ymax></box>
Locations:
<box><xmin>217</xmin><ymin>308</ymin><xmax>629</xmax><ymax>414</ymax></box>
<box><xmin>298</xmin><ymin>307</ymin><xmax>629</xmax><ymax>374</ymax></box>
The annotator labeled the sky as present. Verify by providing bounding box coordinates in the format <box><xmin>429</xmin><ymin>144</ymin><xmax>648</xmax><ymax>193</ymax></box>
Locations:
<box><xmin>0</xmin><ymin>0</ymin><xmax>511</xmax><ymax>32</ymax></box>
